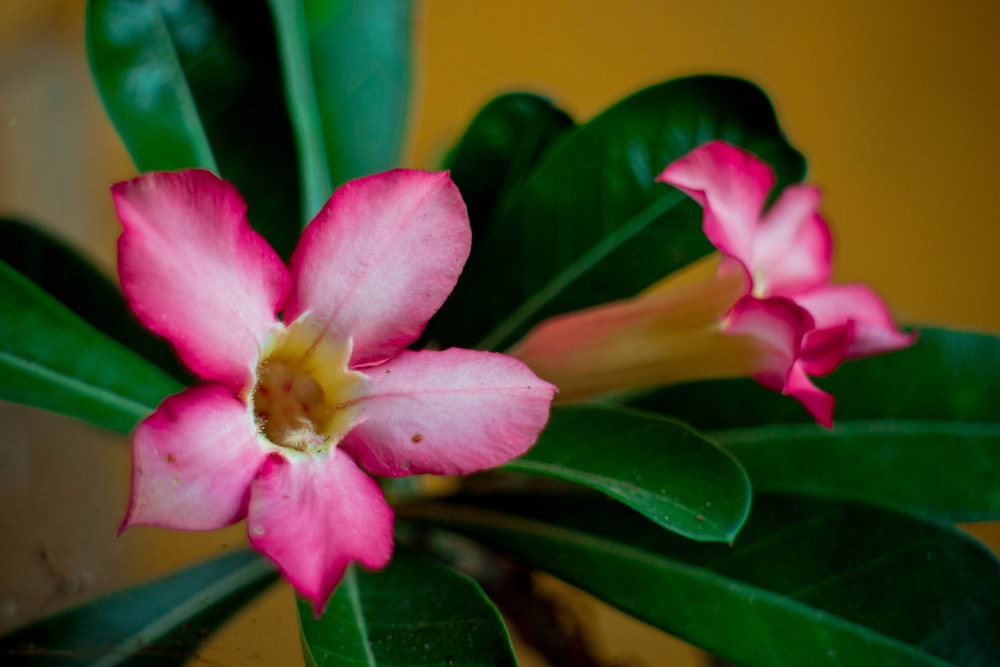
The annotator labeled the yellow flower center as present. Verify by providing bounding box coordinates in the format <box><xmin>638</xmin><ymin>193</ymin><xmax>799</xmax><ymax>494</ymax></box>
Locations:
<box><xmin>252</xmin><ymin>318</ymin><xmax>366</xmax><ymax>453</ymax></box>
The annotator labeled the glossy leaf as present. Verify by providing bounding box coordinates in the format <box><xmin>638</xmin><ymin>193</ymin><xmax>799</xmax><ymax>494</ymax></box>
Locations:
<box><xmin>0</xmin><ymin>550</ymin><xmax>277</xmax><ymax>666</ymax></box>
<box><xmin>714</xmin><ymin>420</ymin><xmax>1000</xmax><ymax>521</ymax></box>
<box><xmin>407</xmin><ymin>494</ymin><xmax>1000</xmax><ymax>667</ymax></box>
<box><xmin>446</xmin><ymin>93</ymin><xmax>574</xmax><ymax>237</ymax></box>
<box><xmin>0</xmin><ymin>218</ymin><xmax>188</xmax><ymax>382</ymax></box>
<box><xmin>0</xmin><ymin>260</ymin><xmax>180</xmax><ymax>433</ymax></box>
<box><xmin>87</xmin><ymin>0</ymin><xmax>301</xmax><ymax>258</ymax></box>
<box><xmin>632</xmin><ymin>327</ymin><xmax>998</xmax><ymax>428</ymax></box>
<box><xmin>307</xmin><ymin>0</ymin><xmax>413</xmax><ymax>189</ymax></box>
<box><xmin>298</xmin><ymin>548</ymin><xmax>515</xmax><ymax>666</ymax></box>
<box><xmin>628</xmin><ymin>329</ymin><xmax>1000</xmax><ymax>518</ymax></box>
<box><xmin>269</xmin><ymin>0</ymin><xmax>413</xmax><ymax>219</ymax></box>
<box><xmin>506</xmin><ymin>405</ymin><xmax>751</xmax><ymax>542</ymax></box>
<box><xmin>426</xmin><ymin>75</ymin><xmax>805</xmax><ymax>350</ymax></box>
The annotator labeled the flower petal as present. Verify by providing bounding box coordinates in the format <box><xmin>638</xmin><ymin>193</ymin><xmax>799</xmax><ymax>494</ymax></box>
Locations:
<box><xmin>753</xmin><ymin>185</ymin><xmax>833</xmax><ymax>296</ymax></box>
<box><xmin>798</xmin><ymin>324</ymin><xmax>852</xmax><ymax>377</ymax></box>
<box><xmin>343</xmin><ymin>349</ymin><xmax>555</xmax><ymax>477</ymax></box>
<box><xmin>120</xmin><ymin>384</ymin><xmax>270</xmax><ymax>532</ymax></box>
<box><xmin>784</xmin><ymin>362</ymin><xmax>835</xmax><ymax>429</ymax></box>
<box><xmin>796</xmin><ymin>283</ymin><xmax>916</xmax><ymax>360</ymax></box>
<box><xmin>113</xmin><ymin>170</ymin><xmax>289</xmax><ymax>393</ymax></box>
<box><xmin>657</xmin><ymin>140</ymin><xmax>774</xmax><ymax>264</ymax></box>
<box><xmin>247</xmin><ymin>450</ymin><xmax>393</xmax><ymax>615</ymax></box>
<box><xmin>725</xmin><ymin>296</ymin><xmax>833</xmax><ymax>426</ymax></box>
<box><xmin>285</xmin><ymin>170</ymin><xmax>471</xmax><ymax>367</ymax></box>
<box><xmin>725</xmin><ymin>296</ymin><xmax>812</xmax><ymax>391</ymax></box>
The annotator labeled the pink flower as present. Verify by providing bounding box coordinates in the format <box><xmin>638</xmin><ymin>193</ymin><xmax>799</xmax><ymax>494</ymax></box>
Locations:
<box><xmin>511</xmin><ymin>142</ymin><xmax>912</xmax><ymax>427</ymax></box>
<box><xmin>658</xmin><ymin>141</ymin><xmax>914</xmax><ymax>425</ymax></box>
<box><xmin>113</xmin><ymin>168</ymin><xmax>555</xmax><ymax>614</ymax></box>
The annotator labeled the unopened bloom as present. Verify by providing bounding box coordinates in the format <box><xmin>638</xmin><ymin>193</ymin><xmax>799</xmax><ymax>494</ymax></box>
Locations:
<box><xmin>512</xmin><ymin>141</ymin><xmax>912</xmax><ymax>426</ymax></box>
<box><xmin>114</xmin><ymin>169</ymin><xmax>555</xmax><ymax>613</ymax></box>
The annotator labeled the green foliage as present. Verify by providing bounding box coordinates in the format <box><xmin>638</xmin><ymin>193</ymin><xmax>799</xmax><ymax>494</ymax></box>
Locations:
<box><xmin>0</xmin><ymin>550</ymin><xmax>277</xmax><ymax>666</ymax></box>
<box><xmin>507</xmin><ymin>405</ymin><xmax>751</xmax><ymax>542</ymax></box>
<box><xmin>628</xmin><ymin>329</ymin><xmax>1000</xmax><ymax>521</ymax></box>
<box><xmin>0</xmin><ymin>259</ymin><xmax>180</xmax><ymax>433</ymax></box>
<box><xmin>718</xmin><ymin>420</ymin><xmax>1000</xmax><ymax>521</ymax></box>
<box><xmin>298</xmin><ymin>549</ymin><xmax>515</xmax><ymax>666</ymax></box>
<box><xmin>408</xmin><ymin>493</ymin><xmax>1000</xmax><ymax>667</ymax></box>
<box><xmin>445</xmin><ymin>93</ymin><xmax>574</xmax><ymax>238</ymax></box>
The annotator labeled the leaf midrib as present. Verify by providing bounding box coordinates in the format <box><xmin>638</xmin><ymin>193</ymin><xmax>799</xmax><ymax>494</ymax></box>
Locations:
<box><xmin>480</xmin><ymin>190</ymin><xmax>686</xmax><ymax>349</ymax></box>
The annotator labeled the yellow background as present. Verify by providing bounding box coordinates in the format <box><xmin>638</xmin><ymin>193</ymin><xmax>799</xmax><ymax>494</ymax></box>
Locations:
<box><xmin>1</xmin><ymin>2</ymin><xmax>998</xmax><ymax>665</ymax></box>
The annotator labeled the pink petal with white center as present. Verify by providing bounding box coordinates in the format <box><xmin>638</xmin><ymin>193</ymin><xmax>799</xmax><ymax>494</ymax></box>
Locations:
<box><xmin>120</xmin><ymin>384</ymin><xmax>270</xmax><ymax>533</ymax></box>
<box><xmin>795</xmin><ymin>283</ymin><xmax>916</xmax><ymax>360</ymax></box>
<box><xmin>113</xmin><ymin>170</ymin><xmax>290</xmax><ymax>393</ymax></box>
<box><xmin>285</xmin><ymin>170</ymin><xmax>471</xmax><ymax>367</ymax></box>
<box><xmin>657</xmin><ymin>141</ymin><xmax>774</xmax><ymax>263</ymax></box>
<box><xmin>752</xmin><ymin>185</ymin><xmax>833</xmax><ymax>296</ymax></box>
<box><xmin>247</xmin><ymin>450</ymin><xmax>393</xmax><ymax>615</ymax></box>
<box><xmin>342</xmin><ymin>349</ymin><xmax>556</xmax><ymax>477</ymax></box>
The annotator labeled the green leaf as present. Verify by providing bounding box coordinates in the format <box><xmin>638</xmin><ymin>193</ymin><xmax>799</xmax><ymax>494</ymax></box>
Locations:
<box><xmin>0</xmin><ymin>260</ymin><xmax>180</xmax><ymax>433</ymax></box>
<box><xmin>632</xmin><ymin>327</ymin><xmax>999</xmax><ymax>429</ymax></box>
<box><xmin>445</xmin><ymin>93</ymin><xmax>574</xmax><ymax>237</ymax></box>
<box><xmin>0</xmin><ymin>550</ymin><xmax>277</xmax><ymax>666</ymax></box>
<box><xmin>506</xmin><ymin>405</ymin><xmax>750</xmax><ymax>542</ymax></box>
<box><xmin>298</xmin><ymin>548</ymin><xmax>516</xmax><ymax>666</ymax></box>
<box><xmin>626</xmin><ymin>328</ymin><xmax>1000</xmax><ymax>520</ymax></box>
<box><xmin>426</xmin><ymin>75</ymin><xmax>805</xmax><ymax>350</ymax></box>
<box><xmin>87</xmin><ymin>0</ymin><xmax>301</xmax><ymax>258</ymax></box>
<box><xmin>406</xmin><ymin>494</ymin><xmax>1000</xmax><ymax>667</ymax></box>
<box><xmin>0</xmin><ymin>218</ymin><xmax>188</xmax><ymax>382</ymax></box>
<box><xmin>714</xmin><ymin>421</ymin><xmax>1000</xmax><ymax>522</ymax></box>
<box><xmin>307</xmin><ymin>0</ymin><xmax>413</xmax><ymax>189</ymax></box>
<box><xmin>268</xmin><ymin>0</ymin><xmax>413</xmax><ymax>219</ymax></box>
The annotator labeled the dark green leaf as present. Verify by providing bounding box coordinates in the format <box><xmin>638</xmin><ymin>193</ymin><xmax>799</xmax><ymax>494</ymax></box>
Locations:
<box><xmin>446</xmin><ymin>93</ymin><xmax>574</xmax><ymax>237</ymax></box>
<box><xmin>0</xmin><ymin>550</ymin><xmax>277</xmax><ymax>666</ymax></box>
<box><xmin>406</xmin><ymin>494</ymin><xmax>1000</xmax><ymax>667</ymax></box>
<box><xmin>87</xmin><ymin>0</ymin><xmax>301</xmax><ymax>258</ymax></box>
<box><xmin>715</xmin><ymin>420</ymin><xmax>1000</xmax><ymax>521</ymax></box>
<box><xmin>632</xmin><ymin>327</ymin><xmax>998</xmax><ymax>428</ymax></box>
<box><xmin>426</xmin><ymin>75</ymin><xmax>805</xmax><ymax>350</ymax></box>
<box><xmin>268</xmin><ymin>0</ymin><xmax>413</xmax><ymax>219</ymax></box>
<box><xmin>506</xmin><ymin>405</ymin><xmax>750</xmax><ymax>542</ymax></box>
<box><xmin>0</xmin><ymin>218</ymin><xmax>188</xmax><ymax>382</ymax></box>
<box><xmin>0</xmin><ymin>260</ymin><xmax>180</xmax><ymax>432</ymax></box>
<box><xmin>298</xmin><ymin>548</ymin><xmax>515</xmax><ymax>666</ymax></box>
<box><xmin>625</xmin><ymin>330</ymin><xmax>1000</xmax><ymax>521</ymax></box>
<box><xmin>307</xmin><ymin>0</ymin><xmax>413</xmax><ymax>189</ymax></box>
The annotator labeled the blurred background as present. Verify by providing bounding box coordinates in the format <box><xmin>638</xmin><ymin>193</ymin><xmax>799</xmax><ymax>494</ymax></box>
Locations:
<box><xmin>1</xmin><ymin>1</ymin><xmax>998</xmax><ymax>665</ymax></box>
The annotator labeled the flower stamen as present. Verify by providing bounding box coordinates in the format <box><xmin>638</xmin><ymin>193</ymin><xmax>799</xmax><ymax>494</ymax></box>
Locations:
<box><xmin>252</xmin><ymin>318</ymin><xmax>366</xmax><ymax>453</ymax></box>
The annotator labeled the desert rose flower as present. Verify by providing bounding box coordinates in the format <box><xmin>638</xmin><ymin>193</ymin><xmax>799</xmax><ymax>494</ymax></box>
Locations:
<box><xmin>113</xmin><ymin>168</ymin><xmax>555</xmax><ymax>614</ymax></box>
<box><xmin>512</xmin><ymin>141</ymin><xmax>912</xmax><ymax>426</ymax></box>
